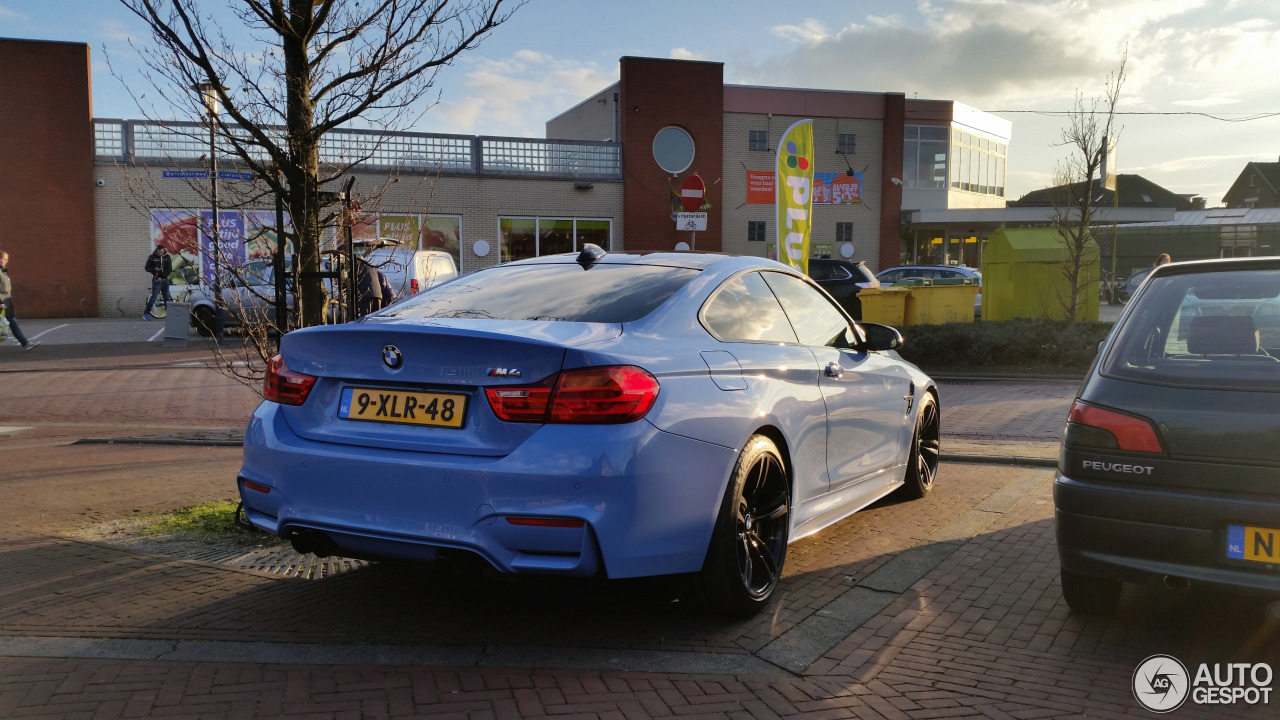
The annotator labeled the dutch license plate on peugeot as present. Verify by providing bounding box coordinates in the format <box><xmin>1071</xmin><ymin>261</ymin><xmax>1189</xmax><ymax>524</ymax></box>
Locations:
<box><xmin>339</xmin><ymin>387</ymin><xmax>466</xmax><ymax>428</ymax></box>
<box><xmin>1227</xmin><ymin>524</ymin><xmax>1280</xmax><ymax>565</ymax></box>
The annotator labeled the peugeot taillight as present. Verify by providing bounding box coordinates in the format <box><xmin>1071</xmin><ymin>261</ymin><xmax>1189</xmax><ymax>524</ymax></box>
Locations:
<box><xmin>263</xmin><ymin>354</ymin><xmax>317</xmax><ymax>406</ymax></box>
<box><xmin>486</xmin><ymin>366</ymin><xmax>659</xmax><ymax>424</ymax></box>
<box><xmin>1066</xmin><ymin>400</ymin><xmax>1164</xmax><ymax>453</ymax></box>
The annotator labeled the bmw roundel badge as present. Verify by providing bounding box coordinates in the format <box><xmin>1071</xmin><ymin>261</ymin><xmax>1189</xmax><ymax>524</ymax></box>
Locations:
<box><xmin>382</xmin><ymin>345</ymin><xmax>403</xmax><ymax>370</ymax></box>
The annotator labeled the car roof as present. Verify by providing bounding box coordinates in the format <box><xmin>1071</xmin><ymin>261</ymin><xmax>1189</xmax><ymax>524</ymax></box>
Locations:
<box><xmin>879</xmin><ymin>265</ymin><xmax>979</xmax><ymax>273</ymax></box>
<box><xmin>1147</xmin><ymin>256</ymin><xmax>1280</xmax><ymax>279</ymax></box>
<box><xmin>514</xmin><ymin>251</ymin><xmax>785</xmax><ymax>272</ymax></box>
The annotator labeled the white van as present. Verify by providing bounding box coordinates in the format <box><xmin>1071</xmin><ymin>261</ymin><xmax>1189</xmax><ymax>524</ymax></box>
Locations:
<box><xmin>361</xmin><ymin>248</ymin><xmax>457</xmax><ymax>301</ymax></box>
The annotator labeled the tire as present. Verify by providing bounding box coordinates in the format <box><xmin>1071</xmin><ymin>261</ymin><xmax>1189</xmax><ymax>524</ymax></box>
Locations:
<box><xmin>1060</xmin><ymin>569</ymin><xmax>1122</xmax><ymax>615</ymax></box>
<box><xmin>192</xmin><ymin>306</ymin><xmax>214</xmax><ymax>337</ymax></box>
<box><xmin>898</xmin><ymin>392</ymin><xmax>940</xmax><ymax>499</ymax></box>
<box><xmin>693</xmin><ymin>434</ymin><xmax>790</xmax><ymax>617</ymax></box>
<box><xmin>151</xmin><ymin>301</ymin><xmax>167</xmax><ymax>319</ymax></box>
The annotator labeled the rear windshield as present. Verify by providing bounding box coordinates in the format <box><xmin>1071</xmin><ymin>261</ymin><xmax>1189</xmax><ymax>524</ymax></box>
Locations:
<box><xmin>1102</xmin><ymin>269</ymin><xmax>1280</xmax><ymax>390</ymax></box>
<box><xmin>376</xmin><ymin>262</ymin><xmax>699</xmax><ymax>323</ymax></box>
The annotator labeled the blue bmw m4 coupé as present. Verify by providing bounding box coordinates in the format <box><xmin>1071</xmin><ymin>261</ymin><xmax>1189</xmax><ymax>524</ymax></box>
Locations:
<box><xmin>238</xmin><ymin>247</ymin><xmax>940</xmax><ymax>616</ymax></box>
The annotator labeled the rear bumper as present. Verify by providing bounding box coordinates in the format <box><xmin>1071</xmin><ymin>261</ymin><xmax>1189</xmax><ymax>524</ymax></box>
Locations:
<box><xmin>1054</xmin><ymin>473</ymin><xmax>1280</xmax><ymax>594</ymax></box>
<box><xmin>238</xmin><ymin>402</ymin><xmax>738</xmax><ymax>579</ymax></box>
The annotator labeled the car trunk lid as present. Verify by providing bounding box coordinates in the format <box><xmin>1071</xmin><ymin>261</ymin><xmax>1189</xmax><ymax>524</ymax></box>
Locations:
<box><xmin>276</xmin><ymin>319</ymin><xmax>622</xmax><ymax>456</ymax></box>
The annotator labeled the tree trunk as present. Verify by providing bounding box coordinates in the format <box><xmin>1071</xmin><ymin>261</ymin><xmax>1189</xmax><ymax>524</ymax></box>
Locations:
<box><xmin>284</xmin><ymin>0</ymin><xmax>326</xmax><ymax>327</ymax></box>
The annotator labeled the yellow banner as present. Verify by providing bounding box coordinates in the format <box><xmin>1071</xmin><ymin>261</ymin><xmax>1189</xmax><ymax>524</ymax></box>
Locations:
<box><xmin>776</xmin><ymin>119</ymin><xmax>814</xmax><ymax>275</ymax></box>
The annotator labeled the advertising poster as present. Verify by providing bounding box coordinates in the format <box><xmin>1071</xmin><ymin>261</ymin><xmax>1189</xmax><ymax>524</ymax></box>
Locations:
<box><xmin>746</xmin><ymin>170</ymin><xmax>774</xmax><ymax>204</ymax></box>
<box><xmin>422</xmin><ymin>215</ymin><xmax>462</xmax><ymax>267</ymax></box>
<box><xmin>200</xmin><ymin>211</ymin><xmax>247</xmax><ymax>287</ymax></box>
<box><xmin>149</xmin><ymin>209</ymin><xmax>202</xmax><ymax>286</ymax></box>
<box><xmin>244</xmin><ymin>210</ymin><xmax>293</xmax><ymax>263</ymax></box>
<box><xmin>379</xmin><ymin>214</ymin><xmax>420</xmax><ymax>249</ymax></box>
<box><xmin>814</xmin><ymin>172</ymin><xmax>863</xmax><ymax>205</ymax></box>
<box><xmin>776</xmin><ymin>119</ymin><xmax>815</xmax><ymax>275</ymax></box>
<box><xmin>349</xmin><ymin>215</ymin><xmax>379</xmax><ymax>246</ymax></box>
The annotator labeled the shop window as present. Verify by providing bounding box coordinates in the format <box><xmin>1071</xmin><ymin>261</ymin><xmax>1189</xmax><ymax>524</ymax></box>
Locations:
<box><xmin>748</xmin><ymin>220</ymin><xmax>767</xmax><ymax>243</ymax></box>
<box><xmin>500</xmin><ymin>218</ymin><xmax>613</xmax><ymax>262</ymax></box>
<box><xmin>836</xmin><ymin>222</ymin><xmax>853</xmax><ymax>244</ymax></box>
<box><xmin>749</xmin><ymin>130</ymin><xmax>769</xmax><ymax>152</ymax></box>
<box><xmin>837</xmin><ymin>133</ymin><xmax>856</xmax><ymax>155</ymax></box>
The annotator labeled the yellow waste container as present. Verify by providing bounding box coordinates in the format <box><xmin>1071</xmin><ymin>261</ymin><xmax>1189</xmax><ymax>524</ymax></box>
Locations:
<box><xmin>898</xmin><ymin>279</ymin><xmax>980</xmax><ymax>325</ymax></box>
<box><xmin>857</xmin><ymin>287</ymin><xmax>908</xmax><ymax>326</ymax></box>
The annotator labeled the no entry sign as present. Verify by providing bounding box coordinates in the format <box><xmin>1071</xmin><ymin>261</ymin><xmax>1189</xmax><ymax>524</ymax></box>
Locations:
<box><xmin>680</xmin><ymin>174</ymin><xmax>705</xmax><ymax>212</ymax></box>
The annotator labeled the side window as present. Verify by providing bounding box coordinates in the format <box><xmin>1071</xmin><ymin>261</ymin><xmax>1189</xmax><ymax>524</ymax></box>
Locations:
<box><xmin>879</xmin><ymin>269</ymin><xmax>904</xmax><ymax>283</ymax></box>
<box><xmin>702</xmin><ymin>272</ymin><xmax>798</xmax><ymax>344</ymax></box>
<box><xmin>761</xmin><ymin>271</ymin><xmax>855</xmax><ymax>348</ymax></box>
<box><xmin>808</xmin><ymin>262</ymin><xmax>832</xmax><ymax>281</ymax></box>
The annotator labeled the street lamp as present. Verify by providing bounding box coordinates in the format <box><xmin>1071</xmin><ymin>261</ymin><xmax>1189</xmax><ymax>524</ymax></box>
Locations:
<box><xmin>194</xmin><ymin>81</ymin><xmax>224</xmax><ymax>339</ymax></box>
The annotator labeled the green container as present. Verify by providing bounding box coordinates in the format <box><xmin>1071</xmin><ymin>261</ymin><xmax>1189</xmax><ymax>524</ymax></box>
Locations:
<box><xmin>981</xmin><ymin>228</ymin><xmax>1099</xmax><ymax>322</ymax></box>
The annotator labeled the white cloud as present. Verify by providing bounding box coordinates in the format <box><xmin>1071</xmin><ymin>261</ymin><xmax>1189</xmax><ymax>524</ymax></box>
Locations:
<box><xmin>422</xmin><ymin>52</ymin><xmax>615</xmax><ymax>137</ymax></box>
<box><xmin>771</xmin><ymin>19</ymin><xmax>830</xmax><ymax>44</ymax></box>
<box><xmin>0</xmin><ymin>4</ymin><xmax>26</xmax><ymax>20</ymax></box>
<box><xmin>670</xmin><ymin>47</ymin><xmax>710</xmax><ymax>61</ymax></box>
<box><xmin>1171</xmin><ymin>95</ymin><xmax>1243</xmax><ymax>107</ymax></box>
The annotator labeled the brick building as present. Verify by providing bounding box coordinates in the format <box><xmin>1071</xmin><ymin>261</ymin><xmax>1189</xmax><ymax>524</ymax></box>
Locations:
<box><xmin>4</xmin><ymin>41</ymin><xmax>1011</xmax><ymax>318</ymax></box>
<box><xmin>0</xmin><ymin>38</ymin><xmax>98</xmax><ymax>317</ymax></box>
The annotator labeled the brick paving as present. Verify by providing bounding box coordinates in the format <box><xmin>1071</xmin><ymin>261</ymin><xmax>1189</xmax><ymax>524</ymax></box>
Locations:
<box><xmin>1</xmin><ymin>331</ymin><xmax>1276</xmax><ymax>718</ymax></box>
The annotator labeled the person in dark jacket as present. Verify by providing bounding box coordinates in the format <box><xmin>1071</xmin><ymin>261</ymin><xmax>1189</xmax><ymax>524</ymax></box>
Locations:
<box><xmin>0</xmin><ymin>250</ymin><xmax>38</xmax><ymax>350</ymax></box>
<box><xmin>143</xmin><ymin>245</ymin><xmax>173</xmax><ymax>320</ymax></box>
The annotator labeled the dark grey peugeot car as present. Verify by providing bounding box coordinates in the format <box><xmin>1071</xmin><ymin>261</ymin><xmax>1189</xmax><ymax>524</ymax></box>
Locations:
<box><xmin>1055</xmin><ymin>257</ymin><xmax>1280</xmax><ymax>614</ymax></box>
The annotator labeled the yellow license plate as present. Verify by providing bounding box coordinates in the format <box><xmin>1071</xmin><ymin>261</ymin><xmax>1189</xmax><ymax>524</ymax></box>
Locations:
<box><xmin>339</xmin><ymin>387</ymin><xmax>466</xmax><ymax>428</ymax></box>
<box><xmin>1227</xmin><ymin>525</ymin><xmax>1280</xmax><ymax>564</ymax></box>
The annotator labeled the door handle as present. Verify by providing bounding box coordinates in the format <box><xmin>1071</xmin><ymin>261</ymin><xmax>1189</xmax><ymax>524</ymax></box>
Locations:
<box><xmin>824</xmin><ymin>362</ymin><xmax>843</xmax><ymax>378</ymax></box>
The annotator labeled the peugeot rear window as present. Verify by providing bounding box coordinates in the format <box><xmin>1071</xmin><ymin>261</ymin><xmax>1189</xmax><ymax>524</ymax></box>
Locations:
<box><xmin>376</xmin><ymin>263</ymin><xmax>700</xmax><ymax>323</ymax></box>
<box><xmin>1102</xmin><ymin>269</ymin><xmax>1280</xmax><ymax>390</ymax></box>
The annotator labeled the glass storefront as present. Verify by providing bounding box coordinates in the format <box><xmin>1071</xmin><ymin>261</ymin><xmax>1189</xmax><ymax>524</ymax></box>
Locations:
<box><xmin>500</xmin><ymin>217</ymin><xmax>612</xmax><ymax>262</ymax></box>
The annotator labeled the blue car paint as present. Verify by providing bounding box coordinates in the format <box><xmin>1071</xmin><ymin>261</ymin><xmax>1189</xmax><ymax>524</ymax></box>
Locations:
<box><xmin>238</xmin><ymin>252</ymin><xmax>937</xmax><ymax>582</ymax></box>
<box><xmin>241</xmin><ymin>401</ymin><xmax>737</xmax><ymax>578</ymax></box>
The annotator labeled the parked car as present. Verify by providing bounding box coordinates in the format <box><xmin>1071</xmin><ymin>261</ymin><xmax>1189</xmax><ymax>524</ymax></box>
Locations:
<box><xmin>1055</xmin><ymin>257</ymin><xmax>1280</xmax><ymax>614</ymax></box>
<box><xmin>187</xmin><ymin>258</ymin><xmax>289</xmax><ymax>336</ymax></box>
<box><xmin>807</xmin><ymin>258</ymin><xmax>879</xmax><ymax>320</ymax></box>
<box><xmin>361</xmin><ymin>248</ymin><xmax>458</xmax><ymax>301</ymax></box>
<box><xmin>238</xmin><ymin>247</ymin><xmax>939</xmax><ymax>616</ymax></box>
<box><xmin>876</xmin><ymin>265</ymin><xmax>982</xmax><ymax>316</ymax></box>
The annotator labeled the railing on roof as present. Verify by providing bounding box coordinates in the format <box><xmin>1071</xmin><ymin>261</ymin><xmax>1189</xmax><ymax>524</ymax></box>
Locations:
<box><xmin>93</xmin><ymin>119</ymin><xmax>621</xmax><ymax>181</ymax></box>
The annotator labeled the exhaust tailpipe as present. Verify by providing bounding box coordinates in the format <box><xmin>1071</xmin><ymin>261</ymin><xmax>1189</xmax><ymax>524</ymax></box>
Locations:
<box><xmin>1163</xmin><ymin>575</ymin><xmax>1191</xmax><ymax>592</ymax></box>
<box><xmin>289</xmin><ymin>530</ymin><xmax>337</xmax><ymax>558</ymax></box>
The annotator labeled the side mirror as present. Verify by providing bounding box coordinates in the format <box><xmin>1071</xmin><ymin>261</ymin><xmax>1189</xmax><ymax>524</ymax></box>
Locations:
<box><xmin>862</xmin><ymin>323</ymin><xmax>904</xmax><ymax>351</ymax></box>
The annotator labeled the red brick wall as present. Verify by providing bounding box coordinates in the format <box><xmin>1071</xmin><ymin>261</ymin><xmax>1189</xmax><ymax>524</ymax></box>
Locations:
<box><xmin>0</xmin><ymin>39</ymin><xmax>98</xmax><ymax>317</ymax></box>
<box><xmin>878</xmin><ymin>93</ymin><xmax>905</xmax><ymax>271</ymax></box>
<box><xmin>619</xmin><ymin>58</ymin><xmax>723</xmax><ymax>252</ymax></box>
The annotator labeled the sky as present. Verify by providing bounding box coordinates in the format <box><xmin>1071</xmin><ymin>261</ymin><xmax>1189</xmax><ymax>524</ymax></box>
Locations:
<box><xmin>3</xmin><ymin>0</ymin><xmax>1278</xmax><ymax>205</ymax></box>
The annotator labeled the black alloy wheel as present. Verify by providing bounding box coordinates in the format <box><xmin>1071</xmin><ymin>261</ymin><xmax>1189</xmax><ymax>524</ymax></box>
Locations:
<box><xmin>694</xmin><ymin>434</ymin><xmax>790</xmax><ymax>616</ymax></box>
<box><xmin>900</xmin><ymin>393</ymin><xmax>940</xmax><ymax>499</ymax></box>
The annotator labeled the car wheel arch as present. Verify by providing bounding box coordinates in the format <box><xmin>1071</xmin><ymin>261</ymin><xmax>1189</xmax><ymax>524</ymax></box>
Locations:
<box><xmin>749</xmin><ymin>424</ymin><xmax>795</xmax><ymax>504</ymax></box>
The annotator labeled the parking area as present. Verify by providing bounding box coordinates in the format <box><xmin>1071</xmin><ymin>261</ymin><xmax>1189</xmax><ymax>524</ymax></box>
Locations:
<box><xmin>0</xmin><ymin>342</ymin><xmax>1275</xmax><ymax>718</ymax></box>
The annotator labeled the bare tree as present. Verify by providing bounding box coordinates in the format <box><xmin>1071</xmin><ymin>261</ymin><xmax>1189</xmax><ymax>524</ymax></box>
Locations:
<box><xmin>119</xmin><ymin>0</ymin><xmax>521</xmax><ymax>328</ymax></box>
<box><xmin>1049</xmin><ymin>50</ymin><xmax>1127</xmax><ymax>326</ymax></box>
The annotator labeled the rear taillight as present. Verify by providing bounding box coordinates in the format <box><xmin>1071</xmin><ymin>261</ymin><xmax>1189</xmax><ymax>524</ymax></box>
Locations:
<box><xmin>1066</xmin><ymin>400</ymin><xmax>1164</xmax><ymax>453</ymax></box>
<box><xmin>411</xmin><ymin>278</ymin><xmax>420</xmax><ymax>293</ymax></box>
<box><xmin>506</xmin><ymin>517</ymin><xmax>585</xmax><ymax>528</ymax></box>
<box><xmin>486</xmin><ymin>366</ymin><xmax>659</xmax><ymax>424</ymax></box>
<box><xmin>263</xmin><ymin>354</ymin><xmax>317</xmax><ymax>406</ymax></box>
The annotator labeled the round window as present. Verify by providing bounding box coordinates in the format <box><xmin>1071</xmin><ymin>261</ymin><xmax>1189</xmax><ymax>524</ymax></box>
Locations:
<box><xmin>652</xmin><ymin>126</ymin><xmax>695</xmax><ymax>175</ymax></box>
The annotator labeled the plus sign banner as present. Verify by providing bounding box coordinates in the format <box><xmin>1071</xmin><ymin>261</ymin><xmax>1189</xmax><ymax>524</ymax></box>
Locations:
<box><xmin>776</xmin><ymin>119</ymin><xmax>815</xmax><ymax>275</ymax></box>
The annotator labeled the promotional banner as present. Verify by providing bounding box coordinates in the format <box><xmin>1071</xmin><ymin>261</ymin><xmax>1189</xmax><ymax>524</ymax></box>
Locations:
<box><xmin>150</xmin><ymin>209</ymin><xmax>202</xmax><ymax>285</ymax></box>
<box><xmin>776</xmin><ymin>119</ymin><xmax>815</xmax><ymax>274</ymax></box>
<box><xmin>746</xmin><ymin>170</ymin><xmax>774</xmax><ymax>204</ymax></box>
<box><xmin>244</xmin><ymin>210</ymin><xmax>293</xmax><ymax>263</ymax></box>
<box><xmin>379</xmin><ymin>214</ymin><xmax>421</xmax><ymax>248</ymax></box>
<box><xmin>199</xmin><ymin>211</ymin><xmax>247</xmax><ymax>287</ymax></box>
<box><xmin>814</xmin><ymin>172</ymin><xmax>863</xmax><ymax>205</ymax></box>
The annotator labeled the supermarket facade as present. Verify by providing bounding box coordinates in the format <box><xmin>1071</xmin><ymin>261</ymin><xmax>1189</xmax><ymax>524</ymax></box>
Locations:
<box><xmin>3</xmin><ymin>39</ymin><xmax>1013</xmax><ymax>318</ymax></box>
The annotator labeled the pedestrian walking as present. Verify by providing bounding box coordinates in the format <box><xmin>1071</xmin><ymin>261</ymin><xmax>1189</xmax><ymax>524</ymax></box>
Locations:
<box><xmin>0</xmin><ymin>250</ymin><xmax>39</xmax><ymax>350</ymax></box>
<box><xmin>143</xmin><ymin>244</ymin><xmax>172</xmax><ymax>320</ymax></box>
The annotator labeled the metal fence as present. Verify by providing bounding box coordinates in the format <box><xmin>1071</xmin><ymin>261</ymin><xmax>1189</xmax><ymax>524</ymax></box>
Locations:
<box><xmin>93</xmin><ymin>119</ymin><xmax>621</xmax><ymax>180</ymax></box>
